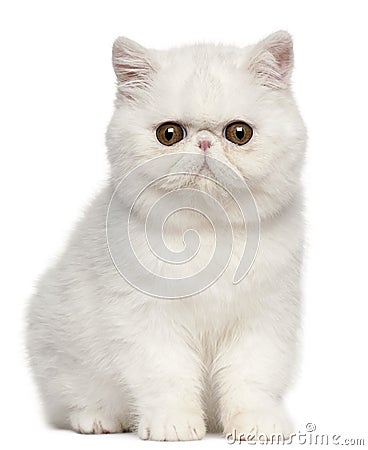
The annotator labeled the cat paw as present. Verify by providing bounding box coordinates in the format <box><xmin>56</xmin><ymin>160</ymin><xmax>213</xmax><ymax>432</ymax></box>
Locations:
<box><xmin>138</xmin><ymin>410</ymin><xmax>206</xmax><ymax>441</ymax></box>
<box><xmin>69</xmin><ymin>409</ymin><xmax>129</xmax><ymax>434</ymax></box>
<box><xmin>224</xmin><ymin>407</ymin><xmax>292</xmax><ymax>441</ymax></box>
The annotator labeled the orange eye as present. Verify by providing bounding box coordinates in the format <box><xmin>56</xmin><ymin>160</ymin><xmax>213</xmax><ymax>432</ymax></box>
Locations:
<box><xmin>224</xmin><ymin>121</ymin><xmax>253</xmax><ymax>145</ymax></box>
<box><xmin>156</xmin><ymin>122</ymin><xmax>186</xmax><ymax>146</ymax></box>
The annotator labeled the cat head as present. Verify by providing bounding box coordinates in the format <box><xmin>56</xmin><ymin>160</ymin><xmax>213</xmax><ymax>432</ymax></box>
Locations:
<box><xmin>106</xmin><ymin>31</ymin><xmax>306</xmax><ymax>220</ymax></box>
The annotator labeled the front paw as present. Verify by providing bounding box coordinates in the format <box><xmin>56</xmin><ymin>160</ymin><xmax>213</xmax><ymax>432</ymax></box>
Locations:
<box><xmin>138</xmin><ymin>410</ymin><xmax>206</xmax><ymax>441</ymax></box>
<box><xmin>224</xmin><ymin>407</ymin><xmax>292</xmax><ymax>442</ymax></box>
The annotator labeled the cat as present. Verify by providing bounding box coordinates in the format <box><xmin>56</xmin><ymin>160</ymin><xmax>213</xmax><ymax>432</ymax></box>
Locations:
<box><xmin>26</xmin><ymin>31</ymin><xmax>306</xmax><ymax>441</ymax></box>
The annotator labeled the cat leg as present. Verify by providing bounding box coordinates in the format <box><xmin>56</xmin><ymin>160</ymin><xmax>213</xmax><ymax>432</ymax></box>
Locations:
<box><xmin>121</xmin><ymin>320</ymin><xmax>206</xmax><ymax>441</ymax></box>
<box><xmin>67</xmin><ymin>379</ymin><xmax>132</xmax><ymax>434</ymax></box>
<box><xmin>43</xmin><ymin>368</ymin><xmax>132</xmax><ymax>434</ymax></box>
<box><xmin>214</xmin><ymin>294</ymin><xmax>299</xmax><ymax>441</ymax></box>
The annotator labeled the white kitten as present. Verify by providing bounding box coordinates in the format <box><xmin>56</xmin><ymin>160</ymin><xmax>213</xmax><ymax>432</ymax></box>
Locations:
<box><xmin>26</xmin><ymin>31</ymin><xmax>306</xmax><ymax>441</ymax></box>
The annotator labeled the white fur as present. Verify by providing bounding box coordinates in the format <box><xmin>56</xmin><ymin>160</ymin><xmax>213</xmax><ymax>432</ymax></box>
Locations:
<box><xmin>26</xmin><ymin>31</ymin><xmax>306</xmax><ymax>441</ymax></box>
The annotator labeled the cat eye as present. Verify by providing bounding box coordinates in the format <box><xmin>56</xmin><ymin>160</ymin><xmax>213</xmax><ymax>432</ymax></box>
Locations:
<box><xmin>156</xmin><ymin>122</ymin><xmax>186</xmax><ymax>146</ymax></box>
<box><xmin>224</xmin><ymin>121</ymin><xmax>253</xmax><ymax>146</ymax></box>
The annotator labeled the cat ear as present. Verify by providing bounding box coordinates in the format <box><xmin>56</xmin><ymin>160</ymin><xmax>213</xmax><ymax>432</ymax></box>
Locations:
<box><xmin>248</xmin><ymin>31</ymin><xmax>294</xmax><ymax>89</ymax></box>
<box><xmin>112</xmin><ymin>37</ymin><xmax>154</xmax><ymax>100</ymax></box>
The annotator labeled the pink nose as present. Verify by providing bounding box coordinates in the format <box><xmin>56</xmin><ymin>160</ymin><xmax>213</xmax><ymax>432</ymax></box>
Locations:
<box><xmin>198</xmin><ymin>139</ymin><xmax>211</xmax><ymax>152</ymax></box>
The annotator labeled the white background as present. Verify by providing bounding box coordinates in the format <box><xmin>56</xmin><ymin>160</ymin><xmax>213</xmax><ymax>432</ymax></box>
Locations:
<box><xmin>1</xmin><ymin>1</ymin><xmax>367</xmax><ymax>448</ymax></box>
